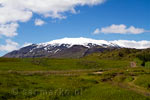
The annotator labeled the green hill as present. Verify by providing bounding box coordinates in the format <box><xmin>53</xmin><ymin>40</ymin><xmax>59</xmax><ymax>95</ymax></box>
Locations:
<box><xmin>0</xmin><ymin>48</ymin><xmax>150</xmax><ymax>100</ymax></box>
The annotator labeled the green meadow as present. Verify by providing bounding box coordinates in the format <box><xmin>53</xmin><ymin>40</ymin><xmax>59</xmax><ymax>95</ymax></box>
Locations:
<box><xmin>1</xmin><ymin>48</ymin><xmax>150</xmax><ymax>100</ymax></box>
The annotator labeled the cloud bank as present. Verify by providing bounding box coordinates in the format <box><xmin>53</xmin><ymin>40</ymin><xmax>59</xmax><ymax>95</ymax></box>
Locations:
<box><xmin>0</xmin><ymin>39</ymin><xmax>19</xmax><ymax>52</ymax></box>
<box><xmin>111</xmin><ymin>40</ymin><xmax>150</xmax><ymax>49</ymax></box>
<box><xmin>0</xmin><ymin>23</ymin><xmax>19</xmax><ymax>37</ymax></box>
<box><xmin>93</xmin><ymin>24</ymin><xmax>147</xmax><ymax>34</ymax></box>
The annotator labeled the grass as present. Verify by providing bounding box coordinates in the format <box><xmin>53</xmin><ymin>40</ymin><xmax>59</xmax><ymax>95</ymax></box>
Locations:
<box><xmin>0</xmin><ymin>58</ymin><xmax>130</xmax><ymax>71</ymax></box>
<box><xmin>70</xmin><ymin>83</ymin><xmax>149</xmax><ymax>100</ymax></box>
<box><xmin>134</xmin><ymin>75</ymin><xmax>150</xmax><ymax>90</ymax></box>
<box><xmin>145</xmin><ymin>62</ymin><xmax>150</xmax><ymax>68</ymax></box>
<box><xmin>0</xmin><ymin>70</ymin><xmax>150</xmax><ymax>100</ymax></box>
<box><xmin>1</xmin><ymin>48</ymin><xmax>150</xmax><ymax>100</ymax></box>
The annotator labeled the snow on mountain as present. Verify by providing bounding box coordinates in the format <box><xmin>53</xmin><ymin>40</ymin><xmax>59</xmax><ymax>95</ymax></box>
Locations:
<box><xmin>3</xmin><ymin>37</ymin><xmax>150</xmax><ymax>58</ymax></box>
<box><xmin>38</xmin><ymin>37</ymin><xmax>118</xmax><ymax>48</ymax></box>
<box><xmin>36</xmin><ymin>37</ymin><xmax>150</xmax><ymax>49</ymax></box>
<box><xmin>3</xmin><ymin>37</ymin><xmax>120</xmax><ymax>58</ymax></box>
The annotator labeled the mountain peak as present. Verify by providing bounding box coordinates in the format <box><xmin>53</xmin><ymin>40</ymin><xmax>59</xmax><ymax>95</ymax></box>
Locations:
<box><xmin>39</xmin><ymin>37</ymin><xmax>117</xmax><ymax>48</ymax></box>
<box><xmin>3</xmin><ymin>37</ymin><xmax>119</xmax><ymax>58</ymax></box>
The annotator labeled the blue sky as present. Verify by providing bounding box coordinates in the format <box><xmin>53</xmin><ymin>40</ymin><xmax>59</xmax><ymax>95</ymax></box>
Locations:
<box><xmin>0</xmin><ymin>0</ymin><xmax>150</xmax><ymax>56</ymax></box>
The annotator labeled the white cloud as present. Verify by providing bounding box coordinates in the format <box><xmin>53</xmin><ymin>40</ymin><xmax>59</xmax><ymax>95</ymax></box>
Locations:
<box><xmin>0</xmin><ymin>0</ymin><xmax>105</xmax><ymax>37</ymax></box>
<box><xmin>111</xmin><ymin>40</ymin><xmax>150</xmax><ymax>49</ymax></box>
<box><xmin>93</xmin><ymin>24</ymin><xmax>147</xmax><ymax>34</ymax></box>
<box><xmin>0</xmin><ymin>6</ymin><xmax>32</xmax><ymax>24</ymax></box>
<box><xmin>0</xmin><ymin>23</ymin><xmax>19</xmax><ymax>37</ymax></box>
<box><xmin>35</xmin><ymin>19</ymin><xmax>45</xmax><ymax>26</ymax></box>
<box><xmin>0</xmin><ymin>39</ymin><xmax>19</xmax><ymax>52</ymax></box>
<box><xmin>0</xmin><ymin>0</ymin><xmax>105</xmax><ymax>23</ymax></box>
<box><xmin>0</xmin><ymin>40</ymin><xmax>33</xmax><ymax>52</ymax></box>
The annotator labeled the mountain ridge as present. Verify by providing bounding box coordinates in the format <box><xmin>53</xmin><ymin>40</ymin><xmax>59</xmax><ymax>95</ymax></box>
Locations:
<box><xmin>3</xmin><ymin>37</ymin><xmax>120</xmax><ymax>58</ymax></box>
<box><xmin>4</xmin><ymin>37</ymin><xmax>150</xmax><ymax>58</ymax></box>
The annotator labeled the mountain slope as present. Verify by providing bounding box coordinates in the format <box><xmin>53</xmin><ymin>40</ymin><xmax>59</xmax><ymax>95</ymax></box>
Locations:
<box><xmin>3</xmin><ymin>37</ymin><xmax>120</xmax><ymax>58</ymax></box>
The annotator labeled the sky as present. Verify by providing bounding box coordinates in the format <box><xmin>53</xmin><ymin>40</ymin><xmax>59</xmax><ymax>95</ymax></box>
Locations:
<box><xmin>0</xmin><ymin>0</ymin><xmax>150</xmax><ymax>56</ymax></box>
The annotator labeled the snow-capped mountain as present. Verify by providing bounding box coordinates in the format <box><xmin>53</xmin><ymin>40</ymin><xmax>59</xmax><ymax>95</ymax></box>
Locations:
<box><xmin>3</xmin><ymin>37</ymin><xmax>120</xmax><ymax>58</ymax></box>
<box><xmin>39</xmin><ymin>37</ymin><xmax>118</xmax><ymax>48</ymax></box>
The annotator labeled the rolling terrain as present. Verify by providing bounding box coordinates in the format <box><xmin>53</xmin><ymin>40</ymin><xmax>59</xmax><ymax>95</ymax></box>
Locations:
<box><xmin>1</xmin><ymin>48</ymin><xmax>150</xmax><ymax>100</ymax></box>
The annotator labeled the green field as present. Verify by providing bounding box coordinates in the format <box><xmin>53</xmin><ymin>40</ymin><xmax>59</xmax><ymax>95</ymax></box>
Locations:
<box><xmin>1</xmin><ymin>49</ymin><xmax>150</xmax><ymax>100</ymax></box>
